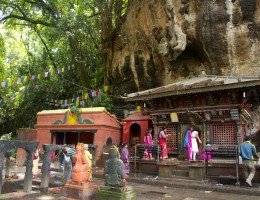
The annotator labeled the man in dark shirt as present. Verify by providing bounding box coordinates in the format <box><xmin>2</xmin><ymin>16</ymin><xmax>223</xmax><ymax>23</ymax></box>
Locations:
<box><xmin>239</xmin><ymin>136</ymin><xmax>259</xmax><ymax>187</ymax></box>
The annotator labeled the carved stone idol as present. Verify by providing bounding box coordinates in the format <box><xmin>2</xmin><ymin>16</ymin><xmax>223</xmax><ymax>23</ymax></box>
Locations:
<box><xmin>104</xmin><ymin>145</ymin><xmax>126</xmax><ymax>187</ymax></box>
<box><xmin>97</xmin><ymin>145</ymin><xmax>136</xmax><ymax>199</ymax></box>
<box><xmin>71</xmin><ymin>143</ymin><xmax>92</xmax><ymax>183</ymax></box>
<box><xmin>63</xmin><ymin>143</ymin><xmax>97</xmax><ymax>200</ymax></box>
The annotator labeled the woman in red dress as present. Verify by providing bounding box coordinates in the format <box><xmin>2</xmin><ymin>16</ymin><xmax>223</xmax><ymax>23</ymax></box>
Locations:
<box><xmin>158</xmin><ymin>127</ymin><xmax>171</xmax><ymax>160</ymax></box>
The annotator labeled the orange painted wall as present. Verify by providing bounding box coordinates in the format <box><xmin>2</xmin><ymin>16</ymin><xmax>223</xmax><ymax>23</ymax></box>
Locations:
<box><xmin>36</xmin><ymin>108</ymin><xmax>122</xmax><ymax>163</ymax></box>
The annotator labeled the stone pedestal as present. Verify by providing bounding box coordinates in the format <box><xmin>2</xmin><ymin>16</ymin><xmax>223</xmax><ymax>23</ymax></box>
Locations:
<box><xmin>97</xmin><ymin>185</ymin><xmax>136</xmax><ymax>200</ymax></box>
<box><xmin>63</xmin><ymin>180</ymin><xmax>98</xmax><ymax>200</ymax></box>
<box><xmin>188</xmin><ymin>162</ymin><xmax>205</xmax><ymax>180</ymax></box>
<box><xmin>158</xmin><ymin>161</ymin><xmax>179</xmax><ymax>177</ymax></box>
<box><xmin>130</xmin><ymin>160</ymin><xmax>158</xmax><ymax>175</ymax></box>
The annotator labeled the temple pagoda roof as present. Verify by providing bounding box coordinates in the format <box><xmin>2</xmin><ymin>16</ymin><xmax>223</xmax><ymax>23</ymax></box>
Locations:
<box><xmin>124</xmin><ymin>75</ymin><xmax>260</xmax><ymax>101</ymax></box>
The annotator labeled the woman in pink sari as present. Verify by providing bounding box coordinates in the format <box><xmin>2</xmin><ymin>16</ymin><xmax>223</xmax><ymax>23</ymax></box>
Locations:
<box><xmin>158</xmin><ymin>127</ymin><xmax>171</xmax><ymax>160</ymax></box>
<box><xmin>143</xmin><ymin>128</ymin><xmax>154</xmax><ymax>160</ymax></box>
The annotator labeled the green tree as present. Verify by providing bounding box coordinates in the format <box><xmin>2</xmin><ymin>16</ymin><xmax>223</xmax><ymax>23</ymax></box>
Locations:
<box><xmin>0</xmin><ymin>0</ymin><xmax>129</xmax><ymax>135</ymax></box>
<box><xmin>91</xmin><ymin>91</ymin><xmax>113</xmax><ymax>112</ymax></box>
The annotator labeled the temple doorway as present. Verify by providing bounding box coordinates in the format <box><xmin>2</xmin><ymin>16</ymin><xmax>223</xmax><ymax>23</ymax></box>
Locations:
<box><xmin>52</xmin><ymin>130</ymin><xmax>95</xmax><ymax>146</ymax></box>
<box><xmin>129</xmin><ymin>123</ymin><xmax>141</xmax><ymax>151</ymax></box>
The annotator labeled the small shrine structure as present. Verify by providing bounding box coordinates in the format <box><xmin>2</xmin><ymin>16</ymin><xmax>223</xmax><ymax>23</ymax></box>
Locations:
<box><xmin>122</xmin><ymin>106</ymin><xmax>152</xmax><ymax>150</ymax></box>
<box><xmin>36</xmin><ymin>107</ymin><xmax>121</xmax><ymax>165</ymax></box>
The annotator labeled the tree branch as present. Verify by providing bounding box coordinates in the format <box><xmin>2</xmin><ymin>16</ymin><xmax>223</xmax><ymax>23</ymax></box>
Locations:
<box><xmin>33</xmin><ymin>28</ymin><xmax>57</xmax><ymax>68</ymax></box>
<box><xmin>0</xmin><ymin>1</ymin><xmax>56</xmax><ymax>26</ymax></box>
<box><xmin>0</xmin><ymin>14</ymin><xmax>53</xmax><ymax>26</ymax></box>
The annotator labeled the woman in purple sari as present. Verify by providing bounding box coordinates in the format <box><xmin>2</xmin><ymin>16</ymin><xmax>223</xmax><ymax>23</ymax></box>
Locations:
<box><xmin>120</xmin><ymin>143</ymin><xmax>130</xmax><ymax>174</ymax></box>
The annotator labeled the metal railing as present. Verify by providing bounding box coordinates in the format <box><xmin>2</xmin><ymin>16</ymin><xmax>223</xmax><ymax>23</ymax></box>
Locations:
<box><xmin>134</xmin><ymin>144</ymin><xmax>160</xmax><ymax>173</ymax></box>
<box><xmin>205</xmin><ymin>144</ymin><xmax>240</xmax><ymax>185</ymax></box>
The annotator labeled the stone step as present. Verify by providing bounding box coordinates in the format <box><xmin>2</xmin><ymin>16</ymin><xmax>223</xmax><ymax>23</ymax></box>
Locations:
<box><xmin>19</xmin><ymin>179</ymin><xmax>41</xmax><ymax>190</ymax></box>
<box><xmin>176</xmin><ymin>164</ymin><xmax>189</xmax><ymax>170</ymax></box>
<box><xmin>166</xmin><ymin>175</ymin><xmax>207</xmax><ymax>184</ymax></box>
<box><xmin>173</xmin><ymin>169</ymin><xmax>189</xmax><ymax>177</ymax></box>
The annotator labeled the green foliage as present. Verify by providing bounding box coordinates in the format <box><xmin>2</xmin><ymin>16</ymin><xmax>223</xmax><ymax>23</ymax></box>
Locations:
<box><xmin>91</xmin><ymin>91</ymin><xmax>113</xmax><ymax>112</ymax></box>
<box><xmin>0</xmin><ymin>0</ymin><xmax>129</xmax><ymax>133</ymax></box>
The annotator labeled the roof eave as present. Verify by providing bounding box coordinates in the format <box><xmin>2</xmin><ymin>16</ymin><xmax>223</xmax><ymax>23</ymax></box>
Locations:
<box><xmin>125</xmin><ymin>80</ymin><xmax>260</xmax><ymax>102</ymax></box>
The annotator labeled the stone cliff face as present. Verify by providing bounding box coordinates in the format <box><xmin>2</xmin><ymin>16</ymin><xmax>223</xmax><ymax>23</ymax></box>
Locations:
<box><xmin>105</xmin><ymin>0</ymin><xmax>260</xmax><ymax>95</ymax></box>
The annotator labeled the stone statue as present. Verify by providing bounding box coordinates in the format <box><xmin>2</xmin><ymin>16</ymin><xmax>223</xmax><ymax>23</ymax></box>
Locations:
<box><xmin>53</xmin><ymin>106</ymin><xmax>94</xmax><ymax>125</ymax></box>
<box><xmin>64</xmin><ymin>143</ymin><xmax>98</xmax><ymax>199</ymax></box>
<box><xmin>71</xmin><ymin>143</ymin><xmax>92</xmax><ymax>182</ymax></box>
<box><xmin>104</xmin><ymin>145</ymin><xmax>126</xmax><ymax>187</ymax></box>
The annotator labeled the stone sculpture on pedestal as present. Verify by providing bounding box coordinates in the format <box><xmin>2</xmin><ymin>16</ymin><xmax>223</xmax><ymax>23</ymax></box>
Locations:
<box><xmin>63</xmin><ymin>143</ymin><xmax>97</xmax><ymax>200</ymax></box>
<box><xmin>104</xmin><ymin>145</ymin><xmax>126</xmax><ymax>187</ymax></box>
<box><xmin>97</xmin><ymin>145</ymin><xmax>136</xmax><ymax>200</ymax></box>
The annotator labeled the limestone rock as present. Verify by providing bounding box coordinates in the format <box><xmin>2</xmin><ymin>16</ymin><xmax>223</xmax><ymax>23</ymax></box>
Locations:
<box><xmin>106</xmin><ymin>0</ymin><xmax>260</xmax><ymax>94</ymax></box>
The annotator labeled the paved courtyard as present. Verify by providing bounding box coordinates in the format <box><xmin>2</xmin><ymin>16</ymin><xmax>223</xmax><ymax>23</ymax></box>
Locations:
<box><xmin>1</xmin><ymin>163</ymin><xmax>260</xmax><ymax>199</ymax></box>
<box><xmin>1</xmin><ymin>176</ymin><xmax>260</xmax><ymax>200</ymax></box>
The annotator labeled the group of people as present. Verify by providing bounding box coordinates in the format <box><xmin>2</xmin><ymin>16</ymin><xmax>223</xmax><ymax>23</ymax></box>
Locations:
<box><xmin>184</xmin><ymin>127</ymin><xmax>202</xmax><ymax>161</ymax></box>
<box><xmin>121</xmin><ymin>127</ymin><xmax>172</xmax><ymax>163</ymax></box>
<box><xmin>143</xmin><ymin>127</ymin><xmax>173</xmax><ymax>160</ymax></box>
<box><xmin>147</xmin><ymin>127</ymin><xmax>202</xmax><ymax>161</ymax></box>
<box><xmin>32</xmin><ymin>128</ymin><xmax>259</xmax><ymax>188</ymax></box>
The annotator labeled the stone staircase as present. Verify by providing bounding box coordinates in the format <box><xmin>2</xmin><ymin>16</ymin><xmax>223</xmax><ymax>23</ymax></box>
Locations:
<box><xmin>172</xmin><ymin>160</ymin><xmax>190</xmax><ymax>177</ymax></box>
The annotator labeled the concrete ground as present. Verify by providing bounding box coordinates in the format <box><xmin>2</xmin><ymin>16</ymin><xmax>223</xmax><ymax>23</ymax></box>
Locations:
<box><xmin>1</xmin><ymin>176</ymin><xmax>260</xmax><ymax>200</ymax></box>
<box><xmin>1</xmin><ymin>164</ymin><xmax>260</xmax><ymax>199</ymax></box>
